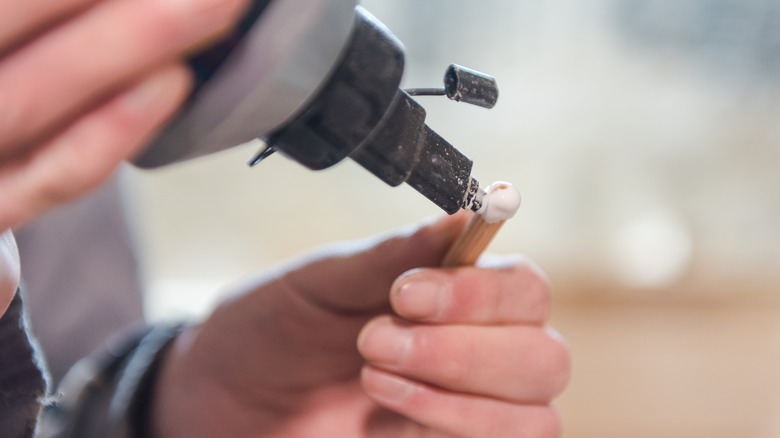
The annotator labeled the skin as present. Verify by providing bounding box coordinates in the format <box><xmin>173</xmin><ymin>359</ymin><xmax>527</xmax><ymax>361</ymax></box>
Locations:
<box><xmin>150</xmin><ymin>213</ymin><xmax>570</xmax><ymax>438</ymax></box>
<box><xmin>0</xmin><ymin>1</ymin><xmax>571</xmax><ymax>435</ymax></box>
<box><xmin>0</xmin><ymin>0</ymin><xmax>250</xmax><ymax>232</ymax></box>
<box><xmin>0</xmin><ymin>0</ymin><xmax>249</xmax><ymax>318</ymax></box>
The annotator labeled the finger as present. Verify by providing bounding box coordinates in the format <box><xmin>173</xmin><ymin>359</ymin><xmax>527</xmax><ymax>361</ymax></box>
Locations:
<box><xmin>194</xmin><ymin>213</ymin><xmax>470</xmax><ymax>392</ymax></box>
<box><xmin>0</xmin><ymin>0</ymin><xmax>248</xmax><ymax>154</ymax></box>
<box><xmin>280</xmin><ymin>213</ymin><xmax>470</xmax><ymax>314</ymax></box>
<box><xmin>0</xmin><ymin>0</ymin><xmax>98</xmax><ymax>54</ymax></box>
<box><xmin>358</xmin><ymin>316</ymin><xmax>570</xmax><ymax>403</ymax></box>
<box><xmin>0</xmin><ymin>230</ymin><xmax>19</xmax><ymax>316</ymax></box>
<box><xmin>0</xmin><ymin>64</ymin><xmax>191</xmax><ymax>230</ymax></box>
<box><xmin>391</xmin><ymin>254</ymin><xmax>551</xmax><ymax>325</ymax></box>
<box><xmin>361</xmin><ymin>366</ymin><xmax>561</xmax><ymax>438</ymax></box>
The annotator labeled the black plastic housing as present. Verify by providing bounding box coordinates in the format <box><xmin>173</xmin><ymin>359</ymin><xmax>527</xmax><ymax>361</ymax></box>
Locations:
<box><xmin>264</xmin><ymin>7</ymin><xmax>477</xmax><ymax>213</ymax></box>
<box><xmin>444</xmin><ymin>64</ymin><xmax>499</xmax><ymax>109</ymax></box>
<box><xmin>265</xmin><ymin>6</ymin><xmax>405</xmax><ymax>170</ymax></box>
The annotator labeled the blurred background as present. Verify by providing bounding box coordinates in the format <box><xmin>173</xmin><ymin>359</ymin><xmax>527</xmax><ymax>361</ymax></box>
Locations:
<box><xmin>21</xmin><ymin>0</ymin><xmax>780</xmax><ymax>437</ymax></box>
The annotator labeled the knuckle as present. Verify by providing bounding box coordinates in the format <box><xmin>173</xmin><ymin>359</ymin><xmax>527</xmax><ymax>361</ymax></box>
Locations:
<box><xmin>438</xmin><ymin>356</ymin><xmax>473</xmax><ymax>385</ymax></box>
<box><xmin>544</xmin><ymin>333</ymin><xmax>571</xmax><ymax>398</ymax></box>
<box><xmin>0</xmin><ymin>98</ymin><xmax>18</xmax><ymax>137</ymax></box>
<box><xmin>133</xmin><ymin>2</ymin><xmax>194</xmax><ymax>47</ymax></box>
<box><xmin>149</xmin><ymin>0</ymin><xmax>188</xmax><ymax>27</ymax></box>
<box><xmin>502</xmin><ymin>406</ymin><xmax>561</xmax><ymax>438</ymax></box>
<box><xmin>528</xmin><ymin>275</ymin><xmax>552</xmax><ymax>321</ymax></box>
<box><xmin>35</xmin><ymin>161</ymin><xmax>79</xmax><ymax>206</ymax></box>
<box><xmin>509</xmin><ymin>258</ymin><xmax>552</xmax><ymax>322</ymax></box>
<box><xmin>0</xmin><ymin>93</ymin><xmax>35</xmax><ymax>151</ymax></box>
<box><xmin>535</xmin><ymin>407</ymin><xmax>563</xmax><ymax>438</ymax></box>
<box><xmin>37</xmin><ymin>133</ymin><xmax>108</xmax><ymax>207</ymax></box>
<box><xmin>416</xmin><ymin>332</ymin><xmax>475</xmax><ymax>385</ymax></box>
<box><xmin>511</xmin><ymin>256</ymin><xmax>550</xmax><ymax>286</ymax></box>
<box><xmin>153</xmin><ymin>0</ymin><xmax>250</xmax><ymax>42</ymax></box>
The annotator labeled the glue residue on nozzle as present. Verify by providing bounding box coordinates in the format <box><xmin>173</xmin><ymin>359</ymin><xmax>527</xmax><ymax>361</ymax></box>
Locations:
<box><xmin>477</xmin><ymin>181</ymin><xmax>521</xmax><ymax>223</ymax></box>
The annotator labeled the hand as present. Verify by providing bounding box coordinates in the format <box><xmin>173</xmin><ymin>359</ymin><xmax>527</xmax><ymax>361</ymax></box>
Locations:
<box><xmin>0</xmin><ymin>230</ymin><xmax>20</xmax><ymax>316</ymax></box>
<box><xmin>150</xmin><ymin>214</ymin><xmax>570</xmax><ymax>438</ymax></box>
<box><xmin>0</xmin><ymin>0</ymin><xmax>249</xmax><ymax>230</ymax></box>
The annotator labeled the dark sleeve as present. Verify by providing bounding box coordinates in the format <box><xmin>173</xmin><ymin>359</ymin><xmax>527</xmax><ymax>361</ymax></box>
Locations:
<box><xmin>0</xmin><ymin>292</ymin><xmax>47</xmax><ymax>438</ymax></box>
<box><xmin>35</xmin><ymin>324</ymin><xmax>182</xmax><ymax>438</ymax></box>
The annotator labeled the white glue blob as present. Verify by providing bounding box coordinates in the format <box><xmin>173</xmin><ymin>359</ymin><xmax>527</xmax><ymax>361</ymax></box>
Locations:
<box><xmin>477</xmin><ymin>181</ymin><xmax>521</xmax><ymax>223</ymax></box>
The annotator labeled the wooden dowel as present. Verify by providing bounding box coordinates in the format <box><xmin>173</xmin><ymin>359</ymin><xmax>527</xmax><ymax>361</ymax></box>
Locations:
<box><xmin>441</xmin><ymin>213</ymin><xmax>506</xmax><ymax>267</ymax></box>
<box><xmin>441</xmin><ymin>181</ymin><xmax>519</xmax><ymax>267</ymax></box>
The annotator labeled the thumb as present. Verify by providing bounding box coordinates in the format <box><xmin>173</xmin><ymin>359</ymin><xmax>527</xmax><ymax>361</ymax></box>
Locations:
<box><xmin>281</xmin><ymin>213</ymin><xmax>469</xmax><ymax>313</ymax></box>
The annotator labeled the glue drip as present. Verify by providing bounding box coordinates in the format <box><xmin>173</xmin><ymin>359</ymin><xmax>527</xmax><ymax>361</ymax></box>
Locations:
<box><xmin>476</xmin><ymin>181</ymin><xmax>521</xmax><ymax>223</ymax></box>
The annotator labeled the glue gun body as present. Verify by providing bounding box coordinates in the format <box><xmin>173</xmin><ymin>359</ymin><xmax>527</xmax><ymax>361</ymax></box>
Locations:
<box><xmin>135</xmin><ymin>0</ymin><xmax>497</xmax><ymax>214</ymax></box>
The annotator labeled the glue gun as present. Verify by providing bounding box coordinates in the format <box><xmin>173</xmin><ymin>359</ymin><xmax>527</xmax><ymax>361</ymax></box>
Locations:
<box><xmin>135</xmin><ymin>0</ymin><xmax>499</xmax><ymax>214</ymax></box>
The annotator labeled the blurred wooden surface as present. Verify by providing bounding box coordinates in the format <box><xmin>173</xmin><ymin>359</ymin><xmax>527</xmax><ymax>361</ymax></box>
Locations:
<box><xmin>551</xmin><ymin>288</ymin><xmax>780</xmax><ymax>438</ymax></box>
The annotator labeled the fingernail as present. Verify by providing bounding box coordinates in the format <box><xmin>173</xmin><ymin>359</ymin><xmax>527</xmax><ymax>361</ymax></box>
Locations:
<box><xmin>393</xmin><ymin>280</ymin><xmax>447</xmax><ymax>321</ymax></box>
<box><xmin>358</xmin><ymin>318</ymin><xmax>413</xmax><ymax>366</ymax></box>
<box><xmin>361</xmin><ymin>367</ymin><xmax>414</xmax><ymax>403</ymax></box>
<box><xmin>120</xmin><ymin>67</ymin><xmax>187</xmax><ymax>112</ymax></box>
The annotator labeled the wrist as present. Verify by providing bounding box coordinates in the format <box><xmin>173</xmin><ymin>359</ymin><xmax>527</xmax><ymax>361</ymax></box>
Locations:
<box><xmin>119</xmin><ymin>325</ymin><xmax>185</xmax><ymax>438</ymax></box>
<box><xmin>148</xmin><ymin>324</ymin><xmax>267</xmax><ymax>438</ymax></box>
